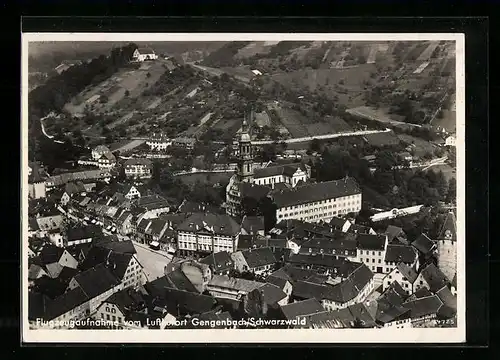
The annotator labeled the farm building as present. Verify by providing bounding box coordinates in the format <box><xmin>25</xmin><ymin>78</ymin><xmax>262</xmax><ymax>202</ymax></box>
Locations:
<box><xmin>132</xmin><ymin>48</ymin><xmax>159</xmax><ymax>62</ymax></box>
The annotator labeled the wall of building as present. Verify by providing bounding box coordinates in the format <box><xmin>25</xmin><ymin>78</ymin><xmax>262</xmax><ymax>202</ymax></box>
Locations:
<box><xmin>436</xmin><ymin>240</ymin><xmax>457</xmax><ymax>282</ymax></box>
<box><xmin>276</xmin><ymin>193</ymin><xmax>362</xmax><ymax>224</ymax></box>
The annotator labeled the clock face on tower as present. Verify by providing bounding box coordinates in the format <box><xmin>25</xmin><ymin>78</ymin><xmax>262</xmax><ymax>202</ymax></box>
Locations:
<box><xmin>444</xmin><ymin>229</ymin><xmax>452</xmax><ymax>239</ymax></box>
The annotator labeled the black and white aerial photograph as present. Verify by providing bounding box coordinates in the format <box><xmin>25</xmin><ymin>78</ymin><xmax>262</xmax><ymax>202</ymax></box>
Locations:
<box><xmin>22</xmin><ymin>33</ymin><xmax>465</xmax><ymax>343</ymax></box>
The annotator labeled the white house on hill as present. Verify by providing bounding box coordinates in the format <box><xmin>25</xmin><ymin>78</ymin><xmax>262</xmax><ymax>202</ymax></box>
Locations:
<box><xmin>132</xmin><ymin>48</ymin><xmax>158</xmax><ymax>62</ymax></box>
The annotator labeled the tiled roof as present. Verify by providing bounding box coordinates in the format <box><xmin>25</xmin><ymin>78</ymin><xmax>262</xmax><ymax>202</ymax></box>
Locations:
<box><xmin>239</xmin><ymin>182</ymin><xmax>272</xmax><ymax>200</ymax></box>
<box><xmin>98</xmin><ymin>240</ymin><xmax>136</xmax><ymax>255</ymax></box>
<box><xmin>326</xmin><ymin>263</ymin><xmax>373</xmax><ymax>303</ymax></box>
<box><xmin>356</xmin><ymin>233</ymin><xmax>387</xmax><ymax>251</ymax></box>
<box><xmin>103</xmin><ymin>288</ymin><xmax>146</xmax><ymax>314</ymax></box>
<box><xmin>44</xmin><ymin>287</ymin><xmax>89</xmax><ymax>321</ymax></box>
<box><xmin>33</xmin><ymin>276</ymin><xmax>68</xmax><ymax>300</ymax></box>
<box><xmin>124</xmin><ymin>158</ymin><xmax>153</xmax><ymax>167</ymax></box>
<box><xmin>259</xmin><ymin>283</ymin><xmax>288</xmax><ymax>305</ymax></box>
<box><xmin>347</xmin><ymin>223</ymin><xmax>374</xmax><ymax>235</ymax></box>
<box><xmin>437</xmin><ymin>211</ymin><xmax>457</xmax><ymax>241</ymax></box>
<box><xmin>375</xmin><ymin>302</ymin><xmax>411</xmax><ymax>324</ymax></box>
<box><xmin>165</xmin><ymin>269</ymin><xmax>199</xmax><ymax>293</ymax></box>
<box><xmin>385</xmin><ymin>225</ymin><xmax>406</xmax><ymax>242</ymax></box>
<box><xmin>253</xmin><ymin>163</ymin><xmax>303</xmax><ymax>179</ymax></box>
<box><xmin>162</xmin><ymin>287</ymin><xmax>217</xmax><ymax>316</ymax></box>
<box><xmin>298</xmin><ymin>310</ymin><xmax>352</xmax><ymax>329</ymax></box>
<box><xmin>285</xmin><ymin>253</ymin><xmax>346</xmax><ymax>273</ymax></box>
<box><xmin>384</xmin><ymin>244</ymin><xmax>417</xmax><ymax>264</ymax></box>
<box><xmin>46</xmin><ymin>170</ymin><xmax>111</xmax><ymax>187</ymax></box>
<box><xmin>208</xmin><ymin>275</ymin><xmax>264</xmax><ymax>293</ymax></box>
<box><xmin>407</xmin><ymin>287</ymin><xmax>433</xmax><ymax>301</ymax></box>
<box><xmin>420</xmin><ymin>263</ymin><xmax>450</xmax><ymax>292</ymax></box>
<box><xmin>436</xmin><ymin>286</ymin><xmax>457</xmax><ymax>310</ymax></box>
<box><xmin>280</xmin><ymin>298</ymin><xmax>325</xmax><ymax>321</ymax></box>
<box><xmin>403</xmin><ymin>295</ymin><xmax>444</xmax><ymax>319</ymax></box>
<box><xmin>73</xmin><ymin>263</ymin><xmax>121</xmax><ymax>299</ymax></box>
<box><xmin>272</xmin><ymin>177</ymin><xmax>361</xmax><ymax>208</ymax></box>
<box><xmin>411</xmin><ymin>233</ymin><xmax>436</xmax><ymax>255</ymax></box>
<box><xmin>38</xmin><ymin>245</ymin><xmax>65</xmax><ymax>266</ymax></box>
<box><xmin>265</xmin><ymin>274</ymin><xmax>290</xmax><ymax>290</ymax></box>
<box><xmin>329</xmin><ymin>217</ymin><xmax>350</xmax><ymax>230</ymax></box>
<box><xmin>177</xmin><ymin>213</ymin><xmax>240</xmax><ymax>237</ymax></box>
<box><xmin>241</xmin><ymin>247</ymin><xmax>277</xmax><ymax>269</ymax></box>
<box><xmin>80</xmin><ymin>247</ymin><xmax>135</xmax><ymax>281</ymax></box>
<box><xmin>137</xmin><ymin>47</ymin><xmax>156</xmax><ymax>54</ymax></box>
<box><xmin>378</xmin><ymin>281</ymin><xmax>407</xmax><ymax>308</ymax></box>
<box><xmin>396</xmin><ymin>263</ymin><xmax>418</xmax><ymax>283</ymax></box>
<box><xmin>348</xmin><ymin>302</ymin><xmax>377</xmax><ymax>327</ymax></box>
<box><xmin>300</xmin><ymin>236</ymin><xmax>357</xmax><ymax>254</ymax></box>
<box><xmin>199</xmin><ymin>251</ymin><xmax>234</xmax><ymax>273</ymax></box>
<box><xmin>66</xmin><ymin>225</ymin><xmax>103</xmax><ymax>242</ymax></box>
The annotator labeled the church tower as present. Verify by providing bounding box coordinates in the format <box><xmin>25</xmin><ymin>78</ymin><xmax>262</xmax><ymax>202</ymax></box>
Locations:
<box><xmin>436</xmin><ymin>211</ymin><xmax>457</xmax><ymax>282</ymax></box>
<box><xmin>225</xmin><ymin>107</ymin><xmax>255</xmax><ymax>217</ymax></box>
<box><xmin>237</xmin><ymin>108</ymin><xmax>254</xmax><ymax>182</ymax></box>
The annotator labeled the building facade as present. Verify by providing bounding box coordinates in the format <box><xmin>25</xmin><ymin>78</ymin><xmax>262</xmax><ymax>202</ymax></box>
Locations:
<box><xmin>273</xmin><ymin>178</ymin><xmax>362</xmax><ymax>224</ymax></box>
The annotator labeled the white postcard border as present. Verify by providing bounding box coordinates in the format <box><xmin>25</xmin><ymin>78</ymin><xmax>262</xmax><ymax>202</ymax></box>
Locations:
<box><xmin>21</xmin><ymin>32</ymin><xmax>466</xmax><ymax>343</ymax></box>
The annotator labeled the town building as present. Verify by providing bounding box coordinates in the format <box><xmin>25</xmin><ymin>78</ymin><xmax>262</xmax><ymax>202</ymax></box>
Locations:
<box><xmin>28</xmin><ymin>162</ymin><xmax>48</xmax><ymax>199</ymax></box>
<box><xmin>252</xmin><ymin>163</ymin><xmax>309</xmax><ymax>189</ymax></box>
<box><xmin>176</xmin><ymin>213</ymin><xmax>241</xmax><ymax>257</ymax></box>
<box><xmin>231</xmin><ymin>247</ymin><xmax>277</xmax><ymax>276</ymax></box>
<box><xmin>273</xmin><ymin>177</ymin><xmax>362</xmax><ymax>224</ymax></box>
<box><xmin>124</xmin><ymin>158</ymin><xmax>153</xmax><ymax>179</ymax></box>
<box><xmin>383</xmin><ymin>244</ymin><xmax>419</xmax><ymax>274</ymax></box>
<box><xmin>172</xmin><ymin>137</ymin><xmax>196</xmax><ymax>150</ymax></box>
<box><xmin>445</xmin><ymin>135</ymin><xmax>456</xmax><ymax>147</ymax></box>
<box><xmin>355</xmin><ymin>233</ymin><xmax>388</xmax><ymax>274</ymax></box>
<box><xmin>200</xmin><ymin>251</ymin><xmax>234</xmax><ymax>276</ymax></box>
<box><xmin>382</xmin><ymin>263</ymin><xmax>419</xmax><ymax>295</ymax></box>
<box><xmin>92</xmin><ymin>145</ymin><xmax>112</xmax><ymax>161</ymax></box>
<box><xmin>206</xmin><ymin>274</ymin><xmax>264</xmax><ymax>301</ymax></box>
<box><xmin>146</xmin><ymin>133</ymin><xmax>172</xmax><ymax>151</ymax></box>
<box><xmin>132</xmin><ymin>48</ymin><xmax>159</xmax><ymax>62</ymax></box>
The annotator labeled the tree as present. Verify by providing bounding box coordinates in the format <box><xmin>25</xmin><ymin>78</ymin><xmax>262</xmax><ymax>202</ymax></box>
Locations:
<box><xmin>261</xmin><ymin>143</ymin><xmax>277</xmax><ymax>162</ymax></box>
<box><xmin>309</xmin><ymin>138</ymin><xmax>321</xmax><ymax>153</ymax></box>
<box><xmin>446</xmin><ymin>178</ymin><xmax>456</xmax><ymax>203</ymax></box>
<box><xmin>125</xmin><ymin>90</ymin><xmax>130</xmax><ymax>97</ymax></box>
<box><xmin>435</xmin><ymin>171</ymin><xmax>448</xmax><ymax>199</ymax></box>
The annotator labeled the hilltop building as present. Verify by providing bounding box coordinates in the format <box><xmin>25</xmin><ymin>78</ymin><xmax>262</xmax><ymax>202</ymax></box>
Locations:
<box><xmin>132</xmin><ymin>48</ymin><xmax>158</xmax><ymax>62</ymax></box>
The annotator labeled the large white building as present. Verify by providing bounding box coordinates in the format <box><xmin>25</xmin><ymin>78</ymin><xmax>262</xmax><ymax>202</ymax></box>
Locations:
<box><xmin>124</xmin><ymin>158</ymin><xmax>153</xmax><ymax>179</ymax></box>
<box><xmin>272</xmin><ymin>177</ymin><xmax>362</xmax><ymax>224</ymax></box>
<box><xmin>176</xmin><ymin>213</ymin><xmax>241</xmax><ymax>257</ymax></box>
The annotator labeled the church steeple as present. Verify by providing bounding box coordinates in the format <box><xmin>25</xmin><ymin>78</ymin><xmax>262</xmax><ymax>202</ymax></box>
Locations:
<box><xmin>237</xmin><ymin>107</ymin><xmax>254</xmax><ymax>181</ymax></box>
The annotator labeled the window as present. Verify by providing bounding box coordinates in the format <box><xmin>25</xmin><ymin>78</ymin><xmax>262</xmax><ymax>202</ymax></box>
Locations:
<box><xmin>101</xmin><ymin>313</ymin><xmax>104</xmax><ymax>319</ymax></box>
<box><xmin>111</xmin><ymin>308</ymin><xmax>116</xmax><ymax>314</ymax></box>
<box><xmin>378</xmin><ymin>259</ymin><xmax>381</xmax><ymax>264</ymax></box>
<box><xmin>106</xmin><ymin>314</ymin><xmax>110</xmax><ymax>320</ymax></box>
<box><xmin>372</xmin><ymin>251</ymin><xmax>375</xmax><ymax>255</ymax></box>
<box><xmin>106</xmin><ymin>307</ymin><xmax>110</xmax><ymax>312</ymax></box>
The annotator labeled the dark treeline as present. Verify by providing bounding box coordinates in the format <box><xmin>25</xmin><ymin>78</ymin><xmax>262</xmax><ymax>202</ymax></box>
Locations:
<box><xmin>28</xmin><ymin>43</ymin><xmax>138</xmax><ymax>168</ymax></box>
<box><xmin>29</xmin><ymin>43</ymin><xmax>137</xmax><ymax>120</ymax></box>
<box><xmin>200</xmin><ymin>42</ymin><xmax>252</xmax><ymax>68</ymax></box>
<box><xmin>315</xmin><ymin>145</ymin><xmax>454</xmax><ymax>210</ymax></box>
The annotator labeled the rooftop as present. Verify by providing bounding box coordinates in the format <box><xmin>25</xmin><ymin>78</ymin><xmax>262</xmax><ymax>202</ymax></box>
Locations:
<box><xmin>177</xmin><ymin>213</ymin><xmax>241</xmax><ymax>237</ymax></box>
<box><xmin>356</xmin><ymin>233</ymin><xmax>387</xmax><ymax>251</ymax></box>
<box><xmin>241</xmin><ymin>247</ymin><xmax>277</xmax><ymax>269</ymax></box>
<box><xmin>272</xmin><ymin>177</ymin><xmax>361</xmax><ymax>208</ymax></box>
<box><xmin>280</xmin><ymin>298</ymin><xmax>325</xmax><ymax>321</ymax></box>
<box><xmin>208</xmin><ymin>275</ymin><xmax>264</xmax><ymax>293</ymax></box>
<box><xmin>384</xmin><ymin>244</ymin><xmax>417</xmax><ymax>264</ymax></box>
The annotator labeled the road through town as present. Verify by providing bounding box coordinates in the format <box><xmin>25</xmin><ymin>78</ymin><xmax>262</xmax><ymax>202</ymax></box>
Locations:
<box><xmin>133</xmin><ymin>241</ymin><xmax>172</xmax><ymax>282</ymax></box>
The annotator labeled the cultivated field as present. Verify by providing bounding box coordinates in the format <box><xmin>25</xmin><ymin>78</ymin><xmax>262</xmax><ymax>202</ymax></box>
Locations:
<box><xmin>64</xmin><ymin>60</ymin><xmax>168</xmax><ymax>116</ymax></box>
<box><xmin>397</xmin><ymin>134</ymin><xmax>438</xmax><ymax>157</ymax></box>
<box><xmin>109</xmin><ymin>139</ymin><xmax>146</xmax><ymax>154</ymax></box>
<box><xmin>347</xmin><ymin>106</ymin><xmax>418</xmax><ymax>127</ymax></box>
<box><xmin>417</xmin><ymin>42</ymin><xmax>440</xmax><ymax>62</ymax></box>
<box><xmin>254</xmin><ymin>111</ymin><xmax>271</xmax><ymax>127</ymax></box>
<box><xmin>273</xmin><ymin>106</ymin><xmax>309</xmax><ymax>138</ymax></box>
<box><xmin>234</xmin><ymin>42</ymin><xmax>276</xmax><ymax>59</ymax></box>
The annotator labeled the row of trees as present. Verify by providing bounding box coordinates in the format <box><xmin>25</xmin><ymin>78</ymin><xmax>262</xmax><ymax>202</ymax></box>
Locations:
<box><xmin>315</xmin><ymin>147</ymin><xmax>455</xmax><ymax>209</ymax></box>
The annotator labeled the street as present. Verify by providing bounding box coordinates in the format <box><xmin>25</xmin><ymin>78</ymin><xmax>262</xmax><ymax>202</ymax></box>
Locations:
<box><xmin>133</xmin><ymin>241</ymin><xmax>173</xmax><ymax>282</ymax></box>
